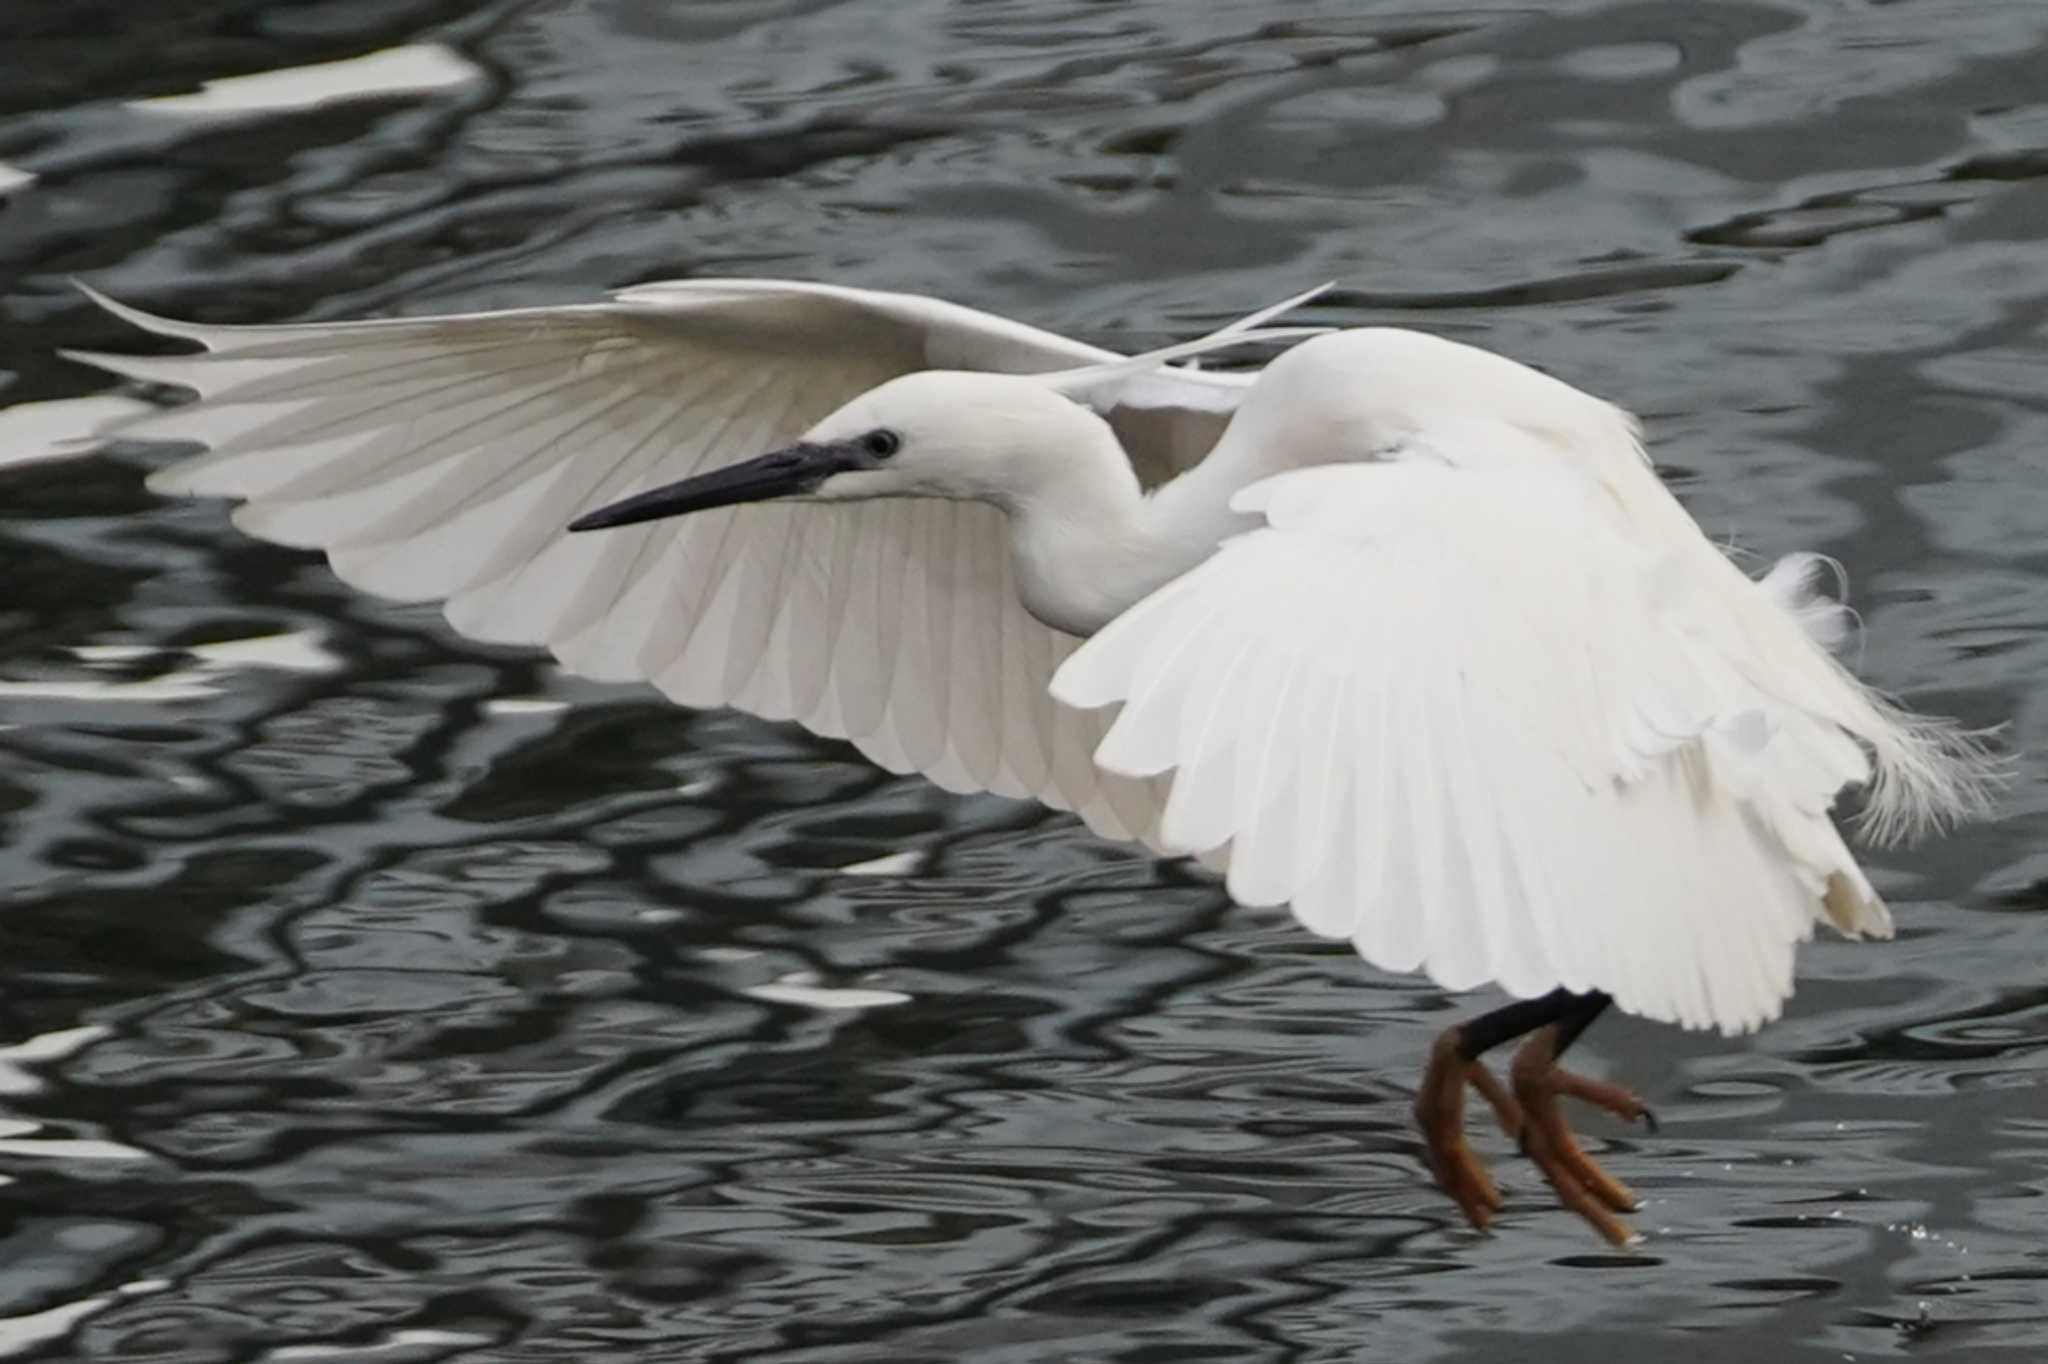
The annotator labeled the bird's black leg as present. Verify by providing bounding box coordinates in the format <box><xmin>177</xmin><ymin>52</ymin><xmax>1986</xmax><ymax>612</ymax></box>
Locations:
<box><xmin>1451</xmin><ymin>986</ymin><xmax>1590</xmax><ymax>1063</ymax></box>
<box><xmin>1550</xmin><ymin>989</ymin><xmax>1610</xmax><ymax>1060</ymax></box>
<box><xmin>1415</xmin><ymin>987</ymin><xmax>1653</xmax><ymax>1246</ymax></box>
<box><xmin>1509</xmin><ymin>990</ymin><xmax>1652</xmax><ymax>1131</ymax></box>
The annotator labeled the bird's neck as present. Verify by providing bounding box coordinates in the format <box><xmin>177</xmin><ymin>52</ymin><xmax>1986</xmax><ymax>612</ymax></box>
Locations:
<box><xmin>1004</xmin><ymin>429</ymin><xmax>1269</xmax><ymax>637</ymax></box>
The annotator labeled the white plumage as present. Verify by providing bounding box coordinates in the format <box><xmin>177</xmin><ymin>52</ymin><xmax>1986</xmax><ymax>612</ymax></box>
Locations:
<box><xmin>1058</xmin><ymin>459</ymin><xmax>1873</xmax><ymax>1033</ymax></box>
<box><xmin>71</xmin><ymin>279</ymin><xmax>1264</xmax><ymax>842</ymax></box>
<box><xmin>72</xmin><ymin>280</ymin><xmax>1992</xmax><ymax>1042</ymax></box>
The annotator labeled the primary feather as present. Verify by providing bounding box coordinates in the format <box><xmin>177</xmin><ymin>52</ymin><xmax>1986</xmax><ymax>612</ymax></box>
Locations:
<box><xmin>1177</xmin><ymin>330</ymin><xmax>1996</xmax><ymax>847</ymax></box>
<box><xmin>1054</xmin><ymin>330</ymin><xmax>1995</xmax><ymax>1032</ymax></box>
<box><xmin>1055</xmin><ymin>457</ymin><xmax>1885</xmax><ymax>1032</ymax></box>
<box><xmin>70</xmin><ymin>279</ymin><xmax>1310</xmax><ymax>843</ymax></box>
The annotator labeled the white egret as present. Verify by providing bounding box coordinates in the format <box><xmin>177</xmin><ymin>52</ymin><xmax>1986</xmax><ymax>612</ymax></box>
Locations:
<box><xmin>70</xmin><ymin>278</ymin><xmax>1993</xmax><ymax>1244</ymax></box>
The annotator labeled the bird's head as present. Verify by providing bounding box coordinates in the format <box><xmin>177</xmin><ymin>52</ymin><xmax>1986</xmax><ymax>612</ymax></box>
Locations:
<box><xmin>567</xmin><ymin>371</ymin><xmax>1113</xmax><ymax>532</ymax></box>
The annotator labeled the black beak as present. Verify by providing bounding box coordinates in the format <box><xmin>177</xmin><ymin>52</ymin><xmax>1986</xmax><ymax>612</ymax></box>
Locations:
<box><xmin>568</xmin><ymin>441</ymin><xmax>859</xmax><ymax>532</ymax></box>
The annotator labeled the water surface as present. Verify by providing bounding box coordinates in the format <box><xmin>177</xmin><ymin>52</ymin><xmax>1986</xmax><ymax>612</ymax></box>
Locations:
<box><xmin>1</xmin><ymin>1</ymin><xmax>2046</xmax><ymax>1359</ymax></box>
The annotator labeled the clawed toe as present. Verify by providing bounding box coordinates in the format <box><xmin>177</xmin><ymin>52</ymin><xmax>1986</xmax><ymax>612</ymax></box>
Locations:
<box><xmin>1412</xmin><ymin>997</ymin><xmax>1652</xmax><ymax>1247</ymax></box>
<box><xmin>1510</xmin><ymin>1025</ymin><xmax>1640</xmax><ymax>1243</ymax></box>
<box><xmin>1415</xmin><ymin>1029</ymin><xmax>1521</xmax><ymax>1231</ymax></box>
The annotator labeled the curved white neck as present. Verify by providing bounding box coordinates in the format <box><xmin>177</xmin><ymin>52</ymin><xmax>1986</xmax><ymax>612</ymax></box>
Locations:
<box><xmin>1004</xmin><ymin>427</ymin><xmax>1271</xmax><ymax>637</ymax></box>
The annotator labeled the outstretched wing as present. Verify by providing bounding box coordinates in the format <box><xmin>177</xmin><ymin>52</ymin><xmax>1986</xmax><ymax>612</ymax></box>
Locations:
<box><xmin>71</xmin><ymin>279</ymin><xmax>1289</xmax><ymax>839</ymax></box>
<box><xmin>1053</xmin><ymin>453</ymin><xmax>1891</xmax><ymax>1033</ymax></box>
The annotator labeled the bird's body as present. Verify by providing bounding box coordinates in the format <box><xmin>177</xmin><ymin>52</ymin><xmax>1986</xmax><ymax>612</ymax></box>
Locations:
<box><xmin>73</xmin><ymin>278</ymin><xmax>1993</xmax><ymax>1244</ymax></box>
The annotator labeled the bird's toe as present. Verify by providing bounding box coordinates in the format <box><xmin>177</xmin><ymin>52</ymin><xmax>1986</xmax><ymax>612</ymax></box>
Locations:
<box><xmin>1509</xmin><ymin>1025</ymin><xmax>1644</xmax><ymax>1241</ymax></box>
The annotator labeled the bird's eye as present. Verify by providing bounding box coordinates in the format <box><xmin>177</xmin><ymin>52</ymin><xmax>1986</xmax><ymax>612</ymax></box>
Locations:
<box><xmin>863</xmin><ymin>429</ymin><xmax>901</xmax><ymax>459</ymax></box>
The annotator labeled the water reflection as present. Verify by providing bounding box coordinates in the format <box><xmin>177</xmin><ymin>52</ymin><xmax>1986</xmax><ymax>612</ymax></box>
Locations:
<box><xmin>127</xmin><ymin>45</ymin><xmax>484</xmax><ymax>120</ymax></box>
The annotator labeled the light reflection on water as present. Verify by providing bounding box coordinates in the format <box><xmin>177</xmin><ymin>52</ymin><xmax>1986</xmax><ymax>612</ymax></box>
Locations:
<box><xmin>0</xmin><ymin>1</ymin><xmax>2045</xmax><ymax>1360</ymax></box>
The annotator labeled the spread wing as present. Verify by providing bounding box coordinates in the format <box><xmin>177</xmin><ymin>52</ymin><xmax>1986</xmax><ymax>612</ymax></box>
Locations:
<box><xmin>72</xmin><ymin>279</ymin><xmax>1306</xmax><ymax>840</ymax></box>
<box><xmin>1053</xmin><ymin>452</ymin><xmax>1895</xmax><ymax>1033</ymax></box>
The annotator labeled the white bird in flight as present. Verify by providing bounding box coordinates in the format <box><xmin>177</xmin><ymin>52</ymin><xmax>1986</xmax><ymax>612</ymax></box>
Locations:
<box><xmin>70</xmin><ymin>276</ymin><xmax>1993</xmax><ymax>1245</ymax></box>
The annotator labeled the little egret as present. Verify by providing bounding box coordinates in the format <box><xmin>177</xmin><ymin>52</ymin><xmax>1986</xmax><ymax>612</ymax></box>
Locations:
<box><xmin>71</xmin><ymin>278</ymin><xmax>1993</xmax><ymax>1244</ymax></box>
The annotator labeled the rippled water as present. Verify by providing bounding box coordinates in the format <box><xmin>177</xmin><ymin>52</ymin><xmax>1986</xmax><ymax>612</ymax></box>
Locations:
<box><xmin>2</xmin><ymin>2</ymin><xmax>2046</xmax><ymax>1359</ymax></box>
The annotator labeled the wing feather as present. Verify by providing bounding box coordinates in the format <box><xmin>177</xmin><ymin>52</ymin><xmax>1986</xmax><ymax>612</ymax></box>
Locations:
<box><xmin>78</xmin><ymin>281</ymin><xmax>1224</xmax><ymax>837</ymax></box>
<box><xmin>1054</xmin><ymin>456</ymin><xmax>1895</xmax><ymax>1034</ymax></box>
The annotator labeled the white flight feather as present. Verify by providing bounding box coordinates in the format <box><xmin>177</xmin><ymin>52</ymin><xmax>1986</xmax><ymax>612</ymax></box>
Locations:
<box><xmin>71</xmin><ymin>279</ymin><xmax>1319</xmax><ymax>846</ymax></box>
<box><xmin>1054</xmin><ymin>407</ymin><xmax>1985</xmax><ymax>1033</ymax></box>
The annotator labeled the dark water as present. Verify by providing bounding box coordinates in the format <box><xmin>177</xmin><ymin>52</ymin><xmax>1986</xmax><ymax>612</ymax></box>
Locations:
<box><xmin>0</xmin><ymin>1</ymin><xmax>2045</xmax><ymax>1359</ymax></box>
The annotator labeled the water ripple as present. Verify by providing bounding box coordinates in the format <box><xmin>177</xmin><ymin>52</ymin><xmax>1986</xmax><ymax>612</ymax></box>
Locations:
<box><xmin>1</xmin><ymin>1</ymin><xmax>2046</xmax><ymax>1360</ymax></box>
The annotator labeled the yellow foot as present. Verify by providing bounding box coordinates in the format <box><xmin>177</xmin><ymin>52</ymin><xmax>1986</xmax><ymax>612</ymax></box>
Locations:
<box><xmin>1413</xmin><ymin>1028</ymin><xmax>1522</xmax><ymax>1232</ymax></box>
<box><xmin>1508</xmin><ymin>1023</ymin><xmax>1654</xmax><ymax>1246</ymax></box>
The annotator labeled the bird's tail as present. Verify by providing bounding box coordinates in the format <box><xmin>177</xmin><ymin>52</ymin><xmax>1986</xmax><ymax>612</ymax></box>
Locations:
<box><xmin>1757</xmin><ymin>550</ymin><xmax>2003</xmax><ymax>845</ymax></box>
<box><xmin>1848</xmin><ymin>688</ymin><xmax>2002</xmax><ymax>847</ymax></box>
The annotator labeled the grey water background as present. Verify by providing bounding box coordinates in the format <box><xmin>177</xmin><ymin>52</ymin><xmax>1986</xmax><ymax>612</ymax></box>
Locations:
<box><xmin>0</xmin><ymin>0</ymin><xmax>2046</xmax><ymax>1359</ymax></box>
